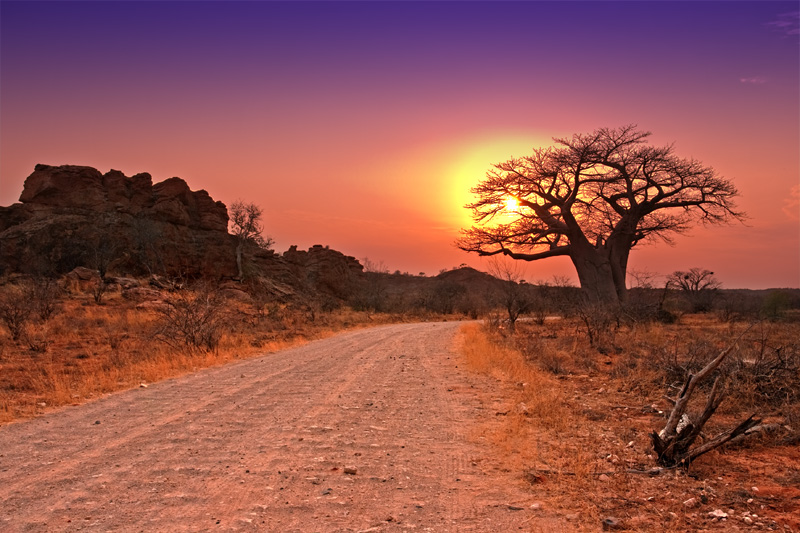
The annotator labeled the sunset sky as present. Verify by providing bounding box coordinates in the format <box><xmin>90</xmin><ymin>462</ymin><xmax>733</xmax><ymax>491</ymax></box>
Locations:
<box><xmin>1</xmin><ymin>1</ymin><xmax>798</xmax><ymax>289</ymax></box>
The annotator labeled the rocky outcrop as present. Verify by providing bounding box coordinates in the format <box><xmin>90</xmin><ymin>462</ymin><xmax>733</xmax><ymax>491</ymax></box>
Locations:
<box><xmin>282</xmin><ymin>245</ymin><xmax>363</xmax><ymax>299</ymax></box>
<box><xmin>0</xmin><ymin>164</ymin><xmax>236</xmax><ymax>278</ymax></box>
<box><xmin>15</xmin><ymin>164</ymin><xmax>228</xmax><ymax>232</ymax></box>
<box><xmin>0</xmin><ymin>164</ymin><xmax>366</xmax><ymax>303</ymax></box>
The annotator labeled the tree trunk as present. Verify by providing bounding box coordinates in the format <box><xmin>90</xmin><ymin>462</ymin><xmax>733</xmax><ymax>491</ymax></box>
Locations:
<box><xmin>235</xmin><ymin>241</ymin><xmax>244</xmax><ymax>280</ymax></box>
<box><xmin>570</xmin><ymin>245</ymin><xmax>621</xmax><ymax>307</ymax></box>
<box><xmin>608</xmin><ymin>243</ymin><xmax>631</xmax><ymax>304</ymax></box>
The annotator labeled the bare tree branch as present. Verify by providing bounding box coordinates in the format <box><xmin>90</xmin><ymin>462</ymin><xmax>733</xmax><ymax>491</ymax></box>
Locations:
<box><xmin>457</xmin><ymin>126</ymin><xmax>743</xmax><ymax>305</ymax></box>
<box><xmin>229</xmin><ymin>200</ymin><xmax>272</xmax><ymax>281</ymax></box>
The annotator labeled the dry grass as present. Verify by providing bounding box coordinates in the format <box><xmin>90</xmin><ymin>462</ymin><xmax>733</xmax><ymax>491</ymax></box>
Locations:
<box><xmin>459</xmin><ymin>317</ymin><xmax>800</xmax><ymax>531</ymax></box>
<box><xmin>0</xmin><ymin>286</ymin><xmax>411</xmax><ymax>424</ymax></box>
<box><xmin>3</xmin><ymin>280</ymin><xmax>798</xmax><ymax>530</ymax></box>
<box><xmin>460</xmin><ymin>322</ymin><xmax>572</xmax><ymax>433</ymax></box>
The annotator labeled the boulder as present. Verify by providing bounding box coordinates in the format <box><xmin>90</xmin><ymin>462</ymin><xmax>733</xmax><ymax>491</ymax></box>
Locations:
<box><xmin>108</xmin><ymin>277</ymin><xmax>141</xmax><ymax>289</ymax></box>
<box><xmin>66</xmin><ymin>266</ymin><xmax>100</xmax><ymax>281</ymax></box>
<box><xmin>122</xmin><ymin>287</ymin><xmax>164</xmax><ymax>302</ymax></box>
<box><xmin>19</xmin><ymin>165</ymin><xmax>105</xmax><ymax>209</ymax></box>
<box><xmin>281</xmin><ymin>244</ymin><xmax>363</xmax><ymax>299</ymax></box>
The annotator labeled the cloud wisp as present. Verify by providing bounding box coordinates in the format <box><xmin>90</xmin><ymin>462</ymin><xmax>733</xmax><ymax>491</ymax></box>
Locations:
<box><xmin>783</xmin><ymin>185</ymin><xmax>800</xmax><ymax>222</ymax></box>
<box><xmin>739</xmin><ymin>76</ymin><xmax>767</xmax><ymax>84</ymax></box>
<box><xmin>766</xmin><ymin>11</ymin><xmax>800</xmax><ymax>36</ymax></box>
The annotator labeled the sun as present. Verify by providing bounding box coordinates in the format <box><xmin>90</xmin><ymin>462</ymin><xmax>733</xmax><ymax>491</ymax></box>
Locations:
<box><xmin>503</xmin><ymin>196</ymin><xmax>520</xmax><ymax>213</ymax></box>
<box><xmin>444</xmin><ymin>131</ymin><xmax>549</xmax><ymax>229</ymax></box>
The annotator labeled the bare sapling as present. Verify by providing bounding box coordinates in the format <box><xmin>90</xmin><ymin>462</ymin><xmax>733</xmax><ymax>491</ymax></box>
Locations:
<box><xmin>0</xmin><ymin>284</ymin><xmax>31</xmax><ymax>341</ymax></box>
<box><xmin>154</xmin><ymin>287</ymin><xmax>227</xmax><ymax>352</ymax></box>
<box><xmin>487</xmin><ymin>258</ymin><xmax>533</xmax><ymax>334</ymax></box>
<box><xmin>651</xmin><ymin>325</ymin><xmax>762</xmax><ymax>468</ymax></box>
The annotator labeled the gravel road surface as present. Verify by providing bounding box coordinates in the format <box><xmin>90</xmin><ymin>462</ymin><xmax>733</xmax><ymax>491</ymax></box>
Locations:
<box><xmin>0</xmin><ymin>322</ymin><xmax>543</xmax><ymax>532</ymax></box>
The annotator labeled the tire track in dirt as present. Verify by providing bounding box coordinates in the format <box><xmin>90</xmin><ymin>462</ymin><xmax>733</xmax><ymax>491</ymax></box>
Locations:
<box><xmin>0</xmin><ymin>322</ymin><xmax>543</xmax><ymax>532</ymax></box>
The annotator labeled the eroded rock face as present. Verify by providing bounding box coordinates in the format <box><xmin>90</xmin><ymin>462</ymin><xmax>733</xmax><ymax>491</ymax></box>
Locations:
<box><xmin>151</xmin><ymin>177</ymin><xmax>228</xmax><ymax>232</ymax></box>
<box><xmin>282</xmin><ymin>244</ymin><xmax>363</xmax><ymax>299</ymax></box>
<box><xmin>1</xmin><ymin>164</ymin><xmax>367</xmax><ymax>303</ymax></box>
<box><xmin>0</xmin><ymin>164</ymin><xmax>236</xmax><ymax>278</ymax></box>
<box><xmin>20</xmin><ymin>165</ymin><xmax>100</xmax><ymax>207</ymax></box>
<box><xmin>1</xmin><ymin>164</ymin><xmax>367</xmax><ymax>304</ymax></box>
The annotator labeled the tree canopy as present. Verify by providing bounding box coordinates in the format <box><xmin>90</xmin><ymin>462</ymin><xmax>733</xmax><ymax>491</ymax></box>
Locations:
<box><xmin>458</xmin><ymin>126</ymin><xmax>742</xmax><ymax>305</ymax></box>
<box><xmin>229</xmin><ymin>200</ymin><xmax>272</xmax><ymax>280</ymax></box>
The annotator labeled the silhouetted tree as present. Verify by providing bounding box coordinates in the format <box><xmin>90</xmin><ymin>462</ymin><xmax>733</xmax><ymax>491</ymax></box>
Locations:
<box><xmin>229</xmin><ymin>200</ymin><xmax>273</xmax><ymax>280</ymax></box>
<box><xmin>0</xmin><ymin>284</ymin><xmax>31</xmax><ymax>341</ymax></box>
<box><xmin>487</xmin><ymin>258</ymin><xmax>533</xmax><ymax>333</ymax></box>
<box><xmin>667</xmin><ymin>267</ymin><xmax>721</xmax><ymax>312</ymax></box>
<box><xmin>458</xmin><ymin>126</ymin><xmax>742</xmax><ymax>306</ymax></box>
<box><xmin>425</xmin><ymin>280</ymin><xmax>466</xmax><ymax>314</ymax></box>
<box><xmin>361</xmin><ymin>257</ymin><xmax>389</xmax><ymax>273</ymax></box>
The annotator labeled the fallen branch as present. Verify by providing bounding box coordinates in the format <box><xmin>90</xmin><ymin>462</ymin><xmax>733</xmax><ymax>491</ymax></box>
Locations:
<box><xmin>725</xmin><ymin>422</ymin><xmax>782</xmax><ymax>446</ymax></box>
<box><xmin>651</xmin><ymin>324</ymin><xmax>760</xmax><ymax>468</ymax></box>
<box><xmin>525</xmin><ymin>465</ymin><xmax>680</xmax><ymax>480</ymax></box>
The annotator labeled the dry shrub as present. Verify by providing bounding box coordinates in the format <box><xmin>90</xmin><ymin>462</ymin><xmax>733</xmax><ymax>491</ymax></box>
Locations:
<box><xmin>0</xmin><ymin>283</ymin><xmax>31</xmax><ymax>341</ymax></box>
<box><xmin>154</xmin><ymin>288</ymin><xmax>227</xmax><ymax>351</ymax></box>
<box><xmin>20</xmin><ymin>323</ymin><xmax>50</xmax><ymax>353</ymax></box>
<box><xmin>25</xmin><ymin>277</ymin><xmax>62</xmax><ymax>320</ymax></box>
<box><xmin>0</xmin><ymin>281</ymin><xmax>401</xmax><ymax>424</ymax></box>
<box><xmin>516</xmin><ymin>334</ymin><xmax>571</xmax><ymax>375</ymax></box>
<box><xmin>575</xmin><ymin>302</ymin><xmax>618</xmax><ymax>351</ymax></box>
<box><xmin>607</xmin><ymin>318</ymin><xmax>800</xmax><ymax>415</ymax></box>
<box><xmin>725</xmin><ymin>322</ymin><xmax>800</xmax><ymax>407</ymax></box>
<box><xmin>0</xmin><ymin>278</ymin><xmax>64</xmax><ymax>355</ymax></box>
<box><xmin>511</xmin><ymin>320</ymin><xmax>599</xmax><ymax>377</ymax></box>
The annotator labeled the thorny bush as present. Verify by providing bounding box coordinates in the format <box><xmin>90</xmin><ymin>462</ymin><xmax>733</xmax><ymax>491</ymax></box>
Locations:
<box><xmin>154</xmin><ymin>288</ymin><xmax>228</xmax><ymax>352</ymax></box>
<box><xmin>0</xmin><ymin>283</ymin><xmax>31</xmax><ymax>341</ymax></box>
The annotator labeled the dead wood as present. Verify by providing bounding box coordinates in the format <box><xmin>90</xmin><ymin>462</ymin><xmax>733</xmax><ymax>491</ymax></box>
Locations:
<box><xmin>727</xmin><ymin>422</ymin><xmax>783</xmax><ymax>446</ymax></box>
<box><xmin>526</xmin><ymin>466</ymin><xmax>679</xmax><ymax>479</ymax></box>
<box><xmin>652</xmin><ymin>325</ymin><xmax>760</xmax><ymax>468</ymax></box>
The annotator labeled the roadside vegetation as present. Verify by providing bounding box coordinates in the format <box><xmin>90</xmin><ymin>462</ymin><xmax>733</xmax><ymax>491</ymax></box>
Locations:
<box><xmin>460</xmin><ymin>299</ymin><xmax>800</xmax><ymax>531</ymax></box>
<box><xmin>0</xmin><ymin>274</ymin><xmax>425</xmax><ymax>424</ymax></box>
<box><xmin>0</xmin><ymin>261</ymin><xmax>518</xmax><ymax>423</ymax></box>
<box><xmin>1</xmin><ymin>260</ymin><xmax>798</xmax><ymax>531</ymax></box>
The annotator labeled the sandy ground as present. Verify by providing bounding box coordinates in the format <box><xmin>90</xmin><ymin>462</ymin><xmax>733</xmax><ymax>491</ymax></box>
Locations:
<box><xmin>0</xmin><ymin>322</ymin><xmax>554</xmax><ymax>532</ymax></box>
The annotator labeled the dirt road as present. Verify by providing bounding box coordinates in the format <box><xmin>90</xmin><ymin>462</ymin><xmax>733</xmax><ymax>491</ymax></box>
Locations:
<box><xmin>0</xmin><ymin>322</ymin><xmax>544</xmax><ymax>532</ymax></box>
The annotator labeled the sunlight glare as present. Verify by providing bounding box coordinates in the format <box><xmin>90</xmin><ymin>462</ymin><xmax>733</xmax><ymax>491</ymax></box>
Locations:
<box><xmin>446</xmin><ymin>132</ymin><xmax>549</xmax><ymax>230</ymax></box>
<box><xmin>504</xmin><ymin>196</ymin><xmax>520</xmax><ymax>213</ymax></box>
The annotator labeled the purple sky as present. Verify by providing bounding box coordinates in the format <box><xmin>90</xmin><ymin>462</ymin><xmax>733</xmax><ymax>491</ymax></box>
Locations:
<box><xmin>1</xmin><ymin>1</ymin><xmax>798</xmax><ymax>288</ymax></box>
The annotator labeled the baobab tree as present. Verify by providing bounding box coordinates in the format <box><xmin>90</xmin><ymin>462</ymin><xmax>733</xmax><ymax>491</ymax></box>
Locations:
<box><xmin>458</xmin><ymin>126</ymin><xmax>742</xmax><ymax>306</ymax></box>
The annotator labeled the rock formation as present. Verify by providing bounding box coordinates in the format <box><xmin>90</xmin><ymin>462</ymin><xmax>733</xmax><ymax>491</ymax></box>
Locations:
<box><xmin>0</xmin><ymin>164</ymin><xmax>236</xmax><ymax>278</ymax></box>
<box><xmin>283</xmin><ymin>245</ymin><xmax>363</xmax><ymax>299</ymax></box>
<box><xmin>0</xmin><ymin>164</ymin><xmax>365</xmax><ymax>302</ymax></box>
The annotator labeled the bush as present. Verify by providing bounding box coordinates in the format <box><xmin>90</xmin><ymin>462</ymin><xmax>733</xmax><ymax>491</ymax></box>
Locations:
<box><xmin>154</xmin><ymin>288</ymin><xmax>227</xmax><ymax>351</ymax></box>
<box><xmin>423</xmin><ymin>280</ymin><xmax>466</xmax><ymax>314</ymax></box>
<box><xmin>762</xmin><ymin>291</ymin><xmax>792</xmax><ymax>321</ymax></box>
<box><xmin>0</xmin><ymin>284</ymin><xmax>31</xmax><ymax>341</ymax></box>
